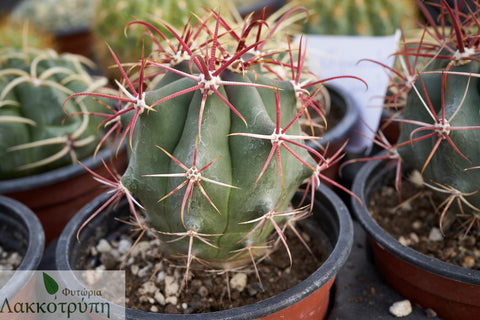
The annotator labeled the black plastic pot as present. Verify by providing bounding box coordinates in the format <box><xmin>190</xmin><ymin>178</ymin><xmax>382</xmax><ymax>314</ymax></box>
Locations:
<box><xmin>305</xmin><ymin>84</ymin><xmax>359</xmax><ymax>188</ymax></box>
<box><xmin>315</xmin><ymin>84</ymin><xmax>358</xmax><ymax>151</ymax></box>
<box><xmin>56</xmin><ymin>184</ymin><xmax>353</xmax><ymax>319</ymax></box>
<box><xmin>0</xmin><ymin>195</ymin><xmax>45</xmax><ymax>299</ymax></box>
<box><xmin>351</xmin><ymin>158</ymin><xmax>480</xmax><ymax>319</ymax></box>
<box><xmin>0</xmin><ymin>0</ymin><xmax>23</xmax><ymax>14</ymax></box>
<box><xmin>0</xmin><ymin>145</ymin><xmax>127</xmax><ymax>245</ymax></box>
<box><xmin>237</xmin><ymin>0</ymin><xmax>286</xmax><ymax>19</ymax></box>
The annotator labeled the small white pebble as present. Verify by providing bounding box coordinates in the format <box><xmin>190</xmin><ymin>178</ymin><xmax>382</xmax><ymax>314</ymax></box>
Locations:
<box><xmin>182</xmin><ymin>303</ymin><xmax>188</xmax><ymax>310</ymax></box>
<box><xmin>408</xmin><ymin>170</ymin><xmax>423</xmax><ymax>187</ymax></box>
<box><xmin>117</xmin><ymin>239</ymin><xmax>132</xmax><ymax>255</ymax></box>
<box><xmin>154</xmin><ymin>291</ymin><xmax>165</xmax><ymax>306</ymax></box>
<box><xmin>7</xmin><ymin>252</ymin><xmax>22</xmax><ymax>267</ymax></box>
<box><xmin>412</xmin><ymin>220</ymin><xmax>422</xmax><ymax>230</ymax></box>
<box><xmin>130</xmin><ymin>264</ymin><xmax>139</xmax><ymax>276</ymax></box>
<box><xmin>409</xmin><ymin>232</ymin><xmax>419</xmax><ymax>244</ymax></box>
<box><xmin>130</xmin><ymin>241</ymin><xmax>150</xmax><ymax>257</ymax></box>
<box><xmin>150</xmin><ymin>238</ymin><xmax>162</xmax><ymax>247</ymax></box>
<box><xmin>96</xmin><ymin>239</ymin><xmax>112</xmax><ymax>253</ymax></box>
<box><xmin>173</xmin><ymin>269</ymin><xmax>182</xmax><ymax>280</ymax></box>
<box><xmin>137</xmin><ymin>265</ymin><xmax>151</xmax><ymax>278</ymax></box>
<box><xmin>90</xmin><ymin>246</ymin><xmax>98</xmax><ymax>256</ymax></box>
<box><xmin>230</xmin><ymin>272</ymin><xmax>248</xmax><ymax>292</ymax></box>
<box><xmin>165</xmin><ymin>296</ymin><xmax>177</xmax><ymax>305</ymax></box>
<box><xmin>399</xmin><ymin>202</ymin><xmax>412</xmax><ymax>211</ymax></box>
<box><xmin>389</xmin><ymin>299</ymin><xmax>412</xmax><ymax>317</ymax></box>
<box><xmin>141</xmin><ymin>281</ymin><xmax>158</xmax><ymax>294</ymax></box>
<box><xmin>428</xmin><ymin>227</ymin><xmax>444</xmax><ymax>242</ymax></box>
<box><xmin>164</xmin><ymin>276</ymin><xmax>179</xmax><ymax>297</ymax></box>
<box><xmin>156</xmin><ymin>270</ymin><xmax>166</xmax><ymax>283</ymax></box>
<box><xmin>398</xmin><ymin>236</ymin><xmax>410</xmax><ymax>246</ymax></box>
<box><xmin>301</xmin><ymin>232</ymin><xmax>310</xmax><ymax>242</ymax></box>
<box><xmin>95</xmin><ymin>265</ymin><xmax>106</xmax><ymax>271</ymax></box>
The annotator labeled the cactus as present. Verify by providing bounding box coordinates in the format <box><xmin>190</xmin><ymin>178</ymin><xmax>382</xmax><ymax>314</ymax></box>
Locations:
<box><xmin>357</xmin><ymin>0</ymin><xmax>480</xmax><ymax>233</ymax></box>
<box><xmin>0</xmin><ymin>18</ymin><xmax>53</xmax><ymax>50</ymax></box>
<box><xmin>11</xmin><ymin>0</ymin><xmax>95</xmax><ymax>34</ymax></box>
<box><xmin>71</xmin><ymin>8</ymin><xmax>362</xmax><ymax>282</ymax></box>
<box><xmin>0</xmin><ymin>46</ymin><xmax>110</xmax><ymax>179</ymax></box>
<box><xmin>296</xmin><ymin>0</ymin><xmax>419</xmax><ymax>36</ymax></box>
<box><xmin>92</xmin><ymin>0</ymin><xmax>236</xmax><ymax>76</ymax></box>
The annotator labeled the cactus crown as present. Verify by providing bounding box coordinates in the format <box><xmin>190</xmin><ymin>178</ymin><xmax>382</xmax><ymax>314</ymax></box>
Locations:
<box><xmin>0</xmin><ymin>46</ymin><xmax>110</xmax><ymax>179</ymax></box>
<box><xmin>72</xmin><ymin>8</ymin><xmax>363</xmax><ymax>283</ymax></box>
<box><xmin>359</xmin><ymin>0</ymin><xmax>480</xmax><ymax>234</ymax></box>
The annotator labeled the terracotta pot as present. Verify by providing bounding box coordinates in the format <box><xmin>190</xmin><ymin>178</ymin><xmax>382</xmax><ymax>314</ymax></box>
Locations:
<box><xmin>54</xmin><ymin>28</ymin><xmax>94</xmax><ymax>58</ymax></box>
<box><xmin>0</xmin><ymin>146</ymin><xmax>127</xmax><ymax>245</ymax></box>
<box><xmin>0</xmin><ymin>195</ymin><xmax>45</xmax><ymax>300</ymax></box>
<box><xmin>55</xmin><ymin>184</ymin><xmax>353</xmax><ymax>319</ymax></box>
<box><xmin>378</xmin><ymin>108</ymin><xmax>401</xmax><ymax>145</ymax></box>
<box><xmin>351</xmin><ymin>158</ymin><xmax>480</xmax><ymax>320</ymax></box>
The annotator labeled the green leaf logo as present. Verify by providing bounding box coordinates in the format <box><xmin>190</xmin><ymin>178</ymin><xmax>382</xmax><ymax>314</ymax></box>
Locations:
<box><xmin>43</xmin><ymin>272</ymin><xmax>59</xmax><ymax>295</ymax></box>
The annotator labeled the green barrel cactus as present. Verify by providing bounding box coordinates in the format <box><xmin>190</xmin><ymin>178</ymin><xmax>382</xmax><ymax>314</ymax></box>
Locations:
<box><xmin>73</xmin><ymin>9</ymin><xmax>360</xmax><ymax>278</ymax></box>
<box><xmin>297</xmin><ymin>0</ymin><xmax>419</xmax><ymax>36</ymax></box>
<box><xmin>397</xmin><ymin>62</ymin><xmax>480</xmax><ymax>220</ymax></box>
<box><xmin>0</xmin><ymin>47</ymin><xmax>109</xmax><ymax>179</ymax></box>
<box><xmin>362</xmin><ymin>0</ymin><xmax>480</xmax><ymax>233</ymax></box>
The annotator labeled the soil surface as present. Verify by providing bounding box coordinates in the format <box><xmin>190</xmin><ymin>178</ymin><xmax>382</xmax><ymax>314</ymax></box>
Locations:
<box><xmin>0</xmin><ymin>245</ymin><xmax>22</xmax><ymax>271</ymax></box>
<box><xmin>368</xmin><ymin>170</ymin><xmax>480</xmax><ymax>270</ymax></box>
<box><xmin>82</xmin><ymin>221</ymin><xmax>328</xmax><ymax>314</ymax></box>
<box><xmin>0</xmin><ymin>246</ymin><xmax>22</xmax><ymax>290</ymax></box>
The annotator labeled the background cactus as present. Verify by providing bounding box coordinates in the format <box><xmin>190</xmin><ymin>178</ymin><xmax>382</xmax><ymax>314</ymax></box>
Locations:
<box><xmin>11</xmin><ymin>0</ymin><xmax>96</xmax><ymax>35</ymax></box>
<box><xmin>92</xmin><ymin>0</ymin><xmax>235</xmax><ymax>77</ymax></box>
<box><xmin>0</xmin><ymin>19</ymin><xmax>53</xmax><ymax>50</ymax></box>
<box><xmin>295</xmin><ymin>0</ymin><xmax>419</xmax><ymax>36</ymax></box>
<box><xmin>74</xmin><ymin>9</ymin><xmax>360</xmax><ymax>279</ymax></box>
<box><xmin>0</xmin><ymin>46</ymin><xmax>109</xmax><ymax>179</ymax></box>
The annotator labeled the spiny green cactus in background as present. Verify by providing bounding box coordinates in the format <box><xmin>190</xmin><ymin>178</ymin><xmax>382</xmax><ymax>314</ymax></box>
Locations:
<box><xmin>92</xmin><ymin>0</ymin><xmax>234</xmax><ymax>76</ymax></box>
<box><xmin>397</xmin><ymin>63</ymin><xmax>480</xmax><ymax>223</ymax></box>
<box><xmin>295</xmin><ymin>0</ymin><xmax>419</xmax><ymax>36</ymax></box>
<box><xmin>0</xmin><ymin>47</ymin><xmax>110</xmax><ymax>179</ymax></box>
<box><xmin>71</xmin><ymin>9</ymin><xmax>362</xmax><ymax>280</ymax></box>
<box><xmin>0</xmin><ymin>19</ymin><xmax>53</xmax><ymax>50</ymax></box>
<box><xmin>360</xmin><ymin>0</ymin><xmax>480</xmax><ymax>233</ymax></box>
<box><xmin>11</xmin><ymin>0</ymin><xmax>96</xmax><ymax>34</ymax></box>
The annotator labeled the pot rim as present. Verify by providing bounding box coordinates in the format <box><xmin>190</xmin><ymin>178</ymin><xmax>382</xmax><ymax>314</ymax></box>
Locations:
<box><xmin>56</xmin><ymin>183</ymin><xmax>353</xmax><ymax>319</ymax></box>
<box><xmin>0</xmin><ymin>142</ymin><xmax>124</xmax><ymax>193</ymax></box>
<box><xmin>319</xmin><ymin>84</ymin><xmax>358</xmax><ymax>148</ymax></box>
<box><xmin>351</xmin><ymin>156</ymin><xmax>480</xmax><ymax>285</ymax></box>
<box><xmin>0</xmin><ymin>195</ymin><xmax>45</xmax><ymax>297</ymax></box>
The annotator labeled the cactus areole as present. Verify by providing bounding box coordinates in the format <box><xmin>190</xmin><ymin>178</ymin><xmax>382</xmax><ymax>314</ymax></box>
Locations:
<box><xmin>71</xmin><ymin>9</ymin><xmax>361</xmax><ymax>273</ymax></box>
